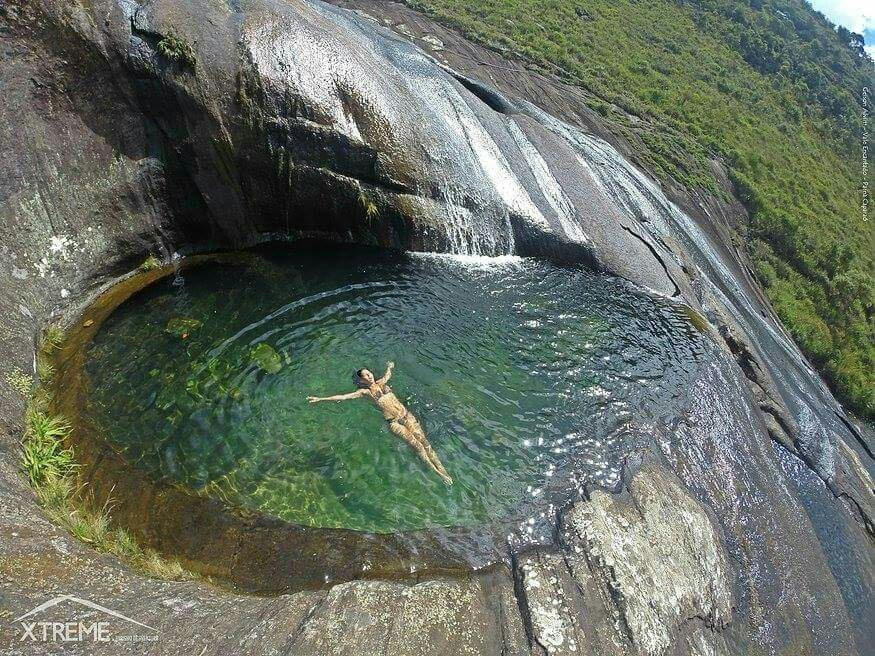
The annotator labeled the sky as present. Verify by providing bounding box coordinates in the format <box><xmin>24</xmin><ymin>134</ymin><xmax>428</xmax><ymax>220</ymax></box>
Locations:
<box><xmin>807</xmin><ymin>0</ymin><xmax>875</xmax><ymax>57</ymax></box>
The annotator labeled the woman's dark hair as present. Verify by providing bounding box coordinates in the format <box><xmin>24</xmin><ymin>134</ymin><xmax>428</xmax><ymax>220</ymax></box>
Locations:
<box><xmin>352</xmin><ymin>369</ymin><xmax>369</xmax><ymax>388</ymax></box>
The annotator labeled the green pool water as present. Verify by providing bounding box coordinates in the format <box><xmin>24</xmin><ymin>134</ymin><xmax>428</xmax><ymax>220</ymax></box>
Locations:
<box><xmin>85</xmin><ymin>245</ymin><xmax>710</xmax><ymax>533</ymax></box>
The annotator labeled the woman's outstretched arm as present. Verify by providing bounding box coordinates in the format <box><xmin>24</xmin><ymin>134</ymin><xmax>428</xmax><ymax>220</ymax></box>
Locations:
<box><xmin>307</xmin><ymin>389</ymin><xmax>366</xmax><ymax>403</ymax></box>
<box><xmin>377</xmin><ymin>361</ymin><xmax>395</xmax><ymax>385</ymax></box>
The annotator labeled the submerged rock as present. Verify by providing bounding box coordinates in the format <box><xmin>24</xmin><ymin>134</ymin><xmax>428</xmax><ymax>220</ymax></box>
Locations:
<box><xmin>164</xmin><ymin>317</ymin><xmax>203</xmax><ymax>338</ymax></box>
<box><xmin>250</xmin><ymin>342</ymin><xmax>283</xmax><ymax>374</ymax></box>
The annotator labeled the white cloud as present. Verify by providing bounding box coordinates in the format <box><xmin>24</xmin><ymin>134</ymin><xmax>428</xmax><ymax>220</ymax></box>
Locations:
<box><xmin>807</xmin><ymin>0</ymin><xmax>873</xmax><ymax>34</ymax></box>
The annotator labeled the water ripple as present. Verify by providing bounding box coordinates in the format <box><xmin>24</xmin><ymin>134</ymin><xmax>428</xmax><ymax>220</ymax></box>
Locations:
<box><xmin>86</xmin><ymin>245</ymin><xmax>714</xmax><ymax>535</ymax></box>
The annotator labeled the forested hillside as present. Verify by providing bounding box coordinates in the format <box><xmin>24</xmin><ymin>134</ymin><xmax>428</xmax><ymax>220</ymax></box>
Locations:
<box><xmin>405</xmin><ymin>0</ymin><xmax>874</xmax><ymax>417</ymax></box>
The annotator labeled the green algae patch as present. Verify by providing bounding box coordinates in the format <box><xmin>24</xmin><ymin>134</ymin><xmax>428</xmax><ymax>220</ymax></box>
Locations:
<box><xmin>680</xmin><ymin>306</ymin><xmax>710</xmax><ymax>334</ymax></box>
<box><xmin>250</xmin><ymin>342</ymin><xmax>283</xmax><ymax>374</ymax></box>
<box><xmin>157</xmin><ymin>33</ymin><xmax>196</xmax><ymax>70</ymax></box>
<box><xmin>165</xmin><ymin>317</ymin><xmax>203</xmax><ymax>338</ymax></box>
<box><xmin>139</xmin><ymin>254</ymin><xmax>161</xmax><ymax>272</ymax></box>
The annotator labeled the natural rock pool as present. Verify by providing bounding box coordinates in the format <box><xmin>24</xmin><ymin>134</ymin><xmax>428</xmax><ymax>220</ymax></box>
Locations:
<box><xmin>84</xmin><ymin>244</ymin><xmax>712</xmax><ymax>536</ymax></box>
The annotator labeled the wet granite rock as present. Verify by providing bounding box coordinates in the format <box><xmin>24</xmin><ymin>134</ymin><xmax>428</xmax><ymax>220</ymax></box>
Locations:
<box><xmin>515</xmin><ymin>464</ymin><xmax>735</xmax><ymax>656</ymax></box>
<box><xmin>249</xmin><ymin>342</ymin><xmax>283</xmax><ymax>374</ymax></box>
<box><xmin>0</xmin><ymin>0</ymin><xmax>872</xmax><ymax>654</ymax></box>
<box><xmin>561</xmin><ymin>465</ymin><xmax>732</xmax><ymax>656</ymax></box>
<box><xmin>289</xmin><ymin>572</ymin><xmax>529</xmax><ymax>656</ymax></box>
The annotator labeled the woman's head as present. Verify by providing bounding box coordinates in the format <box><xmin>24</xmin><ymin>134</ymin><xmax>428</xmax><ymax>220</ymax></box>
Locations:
<box><xmin>353</xmin><ymin>368</ymin><xmax>375</xmax><ymax>388</ymax></box>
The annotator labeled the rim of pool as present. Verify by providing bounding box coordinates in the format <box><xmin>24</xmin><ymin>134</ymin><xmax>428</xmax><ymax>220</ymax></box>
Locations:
<box><xmin>47</xmin><ymin>241</ymin><xmax>714</xmax><ymax>591</ymax></box>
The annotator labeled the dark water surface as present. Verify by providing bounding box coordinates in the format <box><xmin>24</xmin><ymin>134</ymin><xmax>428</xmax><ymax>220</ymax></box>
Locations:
<box><xmin>85</xmin><ymin>245</ymin><xmax>712</xmax><ymax>534</ymax></box>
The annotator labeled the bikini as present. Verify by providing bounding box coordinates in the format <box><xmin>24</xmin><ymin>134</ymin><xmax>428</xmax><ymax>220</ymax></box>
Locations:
<box><xmin>373</xmin><ymin>385</ymin><xmax>410</xmax><ymax>426</ymax></box>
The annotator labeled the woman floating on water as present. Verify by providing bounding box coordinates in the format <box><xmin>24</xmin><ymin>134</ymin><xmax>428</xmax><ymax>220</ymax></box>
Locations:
<box><xmin>307</xmin><ymin>362</ymin><xmax>453</xmax><ymax>485</ymax></box>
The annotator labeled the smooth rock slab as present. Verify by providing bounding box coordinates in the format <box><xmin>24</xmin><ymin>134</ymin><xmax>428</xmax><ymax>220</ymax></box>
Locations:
<box><xmin>512</xmin><ymin>463</ymin><xmax>734</xmax><ymax>656</ymax></box>
<box><xmin>290</xmin><ymin>572</ymin><xmax>529</xmax><ymax>656</ymax></box>
<box><xmin>517</xmin><ymin>549</ymin><xmax>631</xmax><ymax>656</ymax></box>
<box><xmin>562</xmin><ymin>464</ymin><xmax>732</xmax><ymax>656</ymax></box>
<box><xmin>514</xmin><ymin>464</ymin><xmax>736</xmax><ymax>656</ymax></box>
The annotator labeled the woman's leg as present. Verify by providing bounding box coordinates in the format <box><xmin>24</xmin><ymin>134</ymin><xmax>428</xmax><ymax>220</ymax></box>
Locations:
<box><xmin>407</xmin><ymin>419</ymin><xmax>453</xmax><ymax>485</ymax></box>
<box><xmin>389</xmin><ymin>421</ymin><xmax>452</xmax><ymax>485</ymax></box>
<box><xmin>418</xmin><ymin>434</ymin><xmax>451</xmax><ymax>481</ymax></box>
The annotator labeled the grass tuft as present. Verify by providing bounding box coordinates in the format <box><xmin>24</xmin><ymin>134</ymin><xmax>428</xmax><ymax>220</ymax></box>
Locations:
<box><xmin>108</xmin><ymin>528</ymin><xmax>143</xmax><ymax>561</ymax></box>
<box><xmin>42</xmin><ymin>324</ymin><xmax>64</xmax><ymax>351</ymax></box>
<box><xmin>141</xmin><ymin>550</ymin><xmax>190</xmax><ymax>580</ymax></box>
<box><xmin>20</xmin><ymin>411</ymin><xmax>74</xmax><ymax>486</ymax></box>
<box><xmin>67</xmin><ymin>506</ymin><xmax>111</xmax><ymax>546</ymax></box>
<box><xmin>19</xmin><ymin>357</ymin><xmax>196</xmax><ymax>581</ymax></box>
<box><xmin>36</xmin><ymin>356</ymin><xmax>55</xmax><ymax>384</ymax></box>
<box><xmin>358</xmin><ymin>187</ymin><xmax>379</xmax><ymax>222</ymax></box>
<box><xmin>34</xmin><ymin>473</ymin><xmax>76</xmax><ymax>509</ymax></box>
